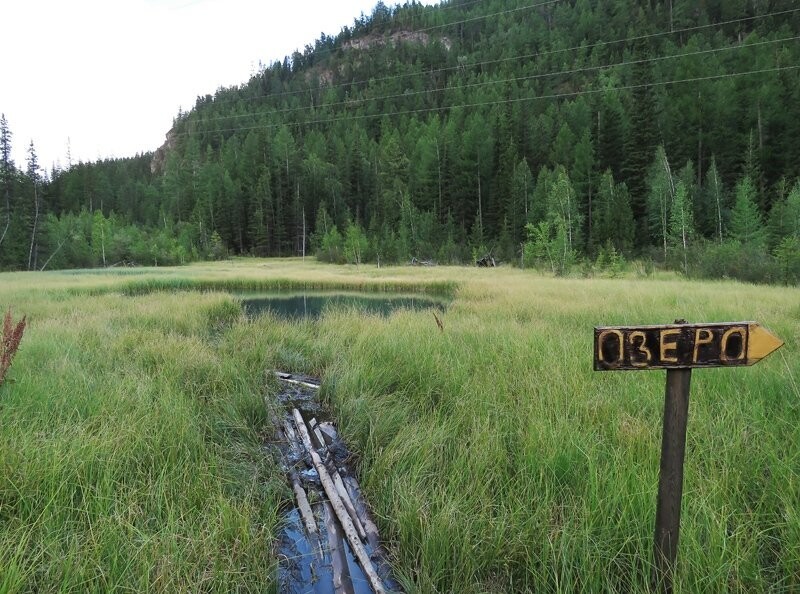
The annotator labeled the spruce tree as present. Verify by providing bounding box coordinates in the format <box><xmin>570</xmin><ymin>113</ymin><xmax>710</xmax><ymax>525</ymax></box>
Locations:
<box><xmin>728</xmin><ymin>176</ymin><xmax>767</xmax><ymax>249</ymax></box>
<box><xmin>0</xmin><ymin>114</ymin><xmax>12</xmax><ymax>248</ymax></box>
<box><xmin>26</xmin><ymin>141</ymin><xmax>41</xmax><ymax>271</ymax></box>
<box><xmin>623</xmin><ymin>36</ymin><xmax>660</xmax><ymax>247</ymax></box>
<box><xmin>572</xmin><ymin>130</ymin><xmax>595</xmax><ymax>247</ymax></box>
<box><xmin>592</xmin><ymin>169</ymin><xmax>634</xmax><ymax>255</ymax></box>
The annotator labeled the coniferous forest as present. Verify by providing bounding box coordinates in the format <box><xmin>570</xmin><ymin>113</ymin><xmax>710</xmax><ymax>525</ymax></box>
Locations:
<box><xmin>2</xmin><ymin>0</ymin><xmax>800</xmax><ymax>282</ymax></box>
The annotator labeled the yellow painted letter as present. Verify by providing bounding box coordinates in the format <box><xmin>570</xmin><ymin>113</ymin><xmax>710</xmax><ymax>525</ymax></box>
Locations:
<box><xmin>720</xmin><ymin>327</ymin><xmax>746</xmax><ymax>362</ymax></box>
<box><xmin>629</xmin><ymin>331</ymin><xmax>652</xmax><ymax>367</ymax></box>
<box><xmin>693</xmin><ymin>328</ymin><xmax>714</xmax><ymax>363</ymax></box>
<box><xmin>598</xmin><ymin>329</ymin><xmax>624</xmax><ymax>364</ymax></box>
<box><xmin>660</xmin><ymin>329</ymin><xmax>681</xmax><ymax>363</ymax></box>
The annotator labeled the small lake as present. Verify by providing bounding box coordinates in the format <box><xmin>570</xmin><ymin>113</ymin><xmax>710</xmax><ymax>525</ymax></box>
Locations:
<box><xmin>240</xmin><ymin>292</ymin><xmax>448</xmax><ymax>320</ymax></box>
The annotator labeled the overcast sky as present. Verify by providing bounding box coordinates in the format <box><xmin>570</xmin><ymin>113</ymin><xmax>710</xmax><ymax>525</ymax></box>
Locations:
<box><xmin>2</xmin><ymin>0</ymin><xmax>438</xmax><ymax>171</ymax></box>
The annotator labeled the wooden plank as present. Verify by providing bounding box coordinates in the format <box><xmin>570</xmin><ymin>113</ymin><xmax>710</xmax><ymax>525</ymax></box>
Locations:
<box><xmin>593</xmin><ymin>321</ymin><xmax>783</xmax><ymax>371</ymax></box>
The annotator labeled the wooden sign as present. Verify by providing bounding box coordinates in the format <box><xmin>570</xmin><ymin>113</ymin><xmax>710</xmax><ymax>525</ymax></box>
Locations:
<box><xmin>594</xmin><ymin>321</ymin><xmax>783</xmax><ymax>371</ymax></box>
<box><xmin>593</xmin><ymin>319</ymin><xmax>784</xmax><ymax>594</ymax></box>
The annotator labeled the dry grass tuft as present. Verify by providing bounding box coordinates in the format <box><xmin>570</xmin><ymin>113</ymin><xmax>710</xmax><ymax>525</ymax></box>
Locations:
<box><xmin>0</xmin><ymin>307</ymin><xmax>26</xmax><ymax>386</ymax></box>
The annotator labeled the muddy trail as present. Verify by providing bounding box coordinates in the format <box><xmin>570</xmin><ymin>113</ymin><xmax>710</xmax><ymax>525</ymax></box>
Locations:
<box><xmin>271</xmin><ymin>372</ymin><xmax>401</xmax><ymax>594</ymax></box>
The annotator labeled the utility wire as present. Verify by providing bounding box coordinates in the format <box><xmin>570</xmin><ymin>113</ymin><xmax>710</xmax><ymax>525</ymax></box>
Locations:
<box><xmin>238</xmin><ymin>0</ymin><xmax>562</xmax><ymax>85</ymax></box>
<box><xmin>199</xmin><ymin>6</ymin><xmax>798</xmax><ymax>111</ymax></box>
<box><xmin>172</xmin><ymin>64</ymin><xmax>799</xmax><ymax>138</ymax></box>
<box><xmin>184</xmin><ymin>35</ymin><xmax>799</xmax><ymax>126</ymax></box>
<box><xmin>418</xmin><ymin>0</ymin><xmax>562</xmax><ymax>32</ymax></box>
<box><xmin>194</xmin><ymin>0</ymin><xmax>566</xmax><ymax>110</ymax></box>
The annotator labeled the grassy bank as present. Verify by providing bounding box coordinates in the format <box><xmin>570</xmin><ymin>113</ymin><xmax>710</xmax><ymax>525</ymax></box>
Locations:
<box><xmin>1</xmin><ymin>259</ymin><xmax>798</xmax><ymax>592</ymax></box>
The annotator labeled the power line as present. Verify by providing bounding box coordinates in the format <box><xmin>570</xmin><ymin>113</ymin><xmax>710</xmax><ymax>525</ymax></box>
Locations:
<box><xmin>418</xmin><ymin>0</ymin><xmax>562</xmax><ymax>33</ymax></box>
<box><xmin>242</xmin><ymin>0</ymin><xmax>561</xmax><ymax>86</ymax></box>
<box><xmin>200</xmin><ymin>0</ymin><xmax>567</xmax><ymax>111</ymax></box>
<box><xmin>419</xmin><ymin>0</ymin><xmax>493</xmax><ymax>16</ymax></box>
<box><xmin>200</xmin><ymin>7</ymin><xmax>798</xmax><ymax>112</ymax></box>
<box><xmin>173</xmin><ymin>64</ymin><xmax>799</xmax><ymax>139</ymax></box>
<box><xmin>184</xmin><ymin>35</ymin><xmax>799</xmax><ymax>126</ymax></box>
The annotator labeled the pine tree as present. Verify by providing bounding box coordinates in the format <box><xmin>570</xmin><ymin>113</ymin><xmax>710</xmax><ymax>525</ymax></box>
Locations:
<box><xmin>787</xmin><ymin>181</ymin><xmax>800</xmax><ymax>239</ymax></box>
<box><xmin>550</xmin><ymin>123</ymin><xmax>575</xmax><ymax>170</ymax></box>
<box><xmin>769</xmin><ymin>180</ymin><xmax>800</xmax><ymax>247</ymax></box>
<box><xmin>509</xmin><ymin>158</ymin><xmax>532</xmax><ymax>246</ymax></box>
<box><xmin>596</xmin><ymin>92</ymin><xmax>625</xmax><ymax>181</ymax></box>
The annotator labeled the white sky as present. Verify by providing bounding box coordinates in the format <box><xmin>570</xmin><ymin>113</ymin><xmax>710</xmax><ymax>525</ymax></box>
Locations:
<box><xmin>2</xmin><ymin>0</ymin><xmax>438</xmax><ymax>171</ymax></box>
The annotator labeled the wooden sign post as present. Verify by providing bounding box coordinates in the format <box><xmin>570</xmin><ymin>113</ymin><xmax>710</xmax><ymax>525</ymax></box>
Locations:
<box><xmin>593</xmin><ymin>320</ymin><xmax>784</xmax><ymax>593</ymax></box>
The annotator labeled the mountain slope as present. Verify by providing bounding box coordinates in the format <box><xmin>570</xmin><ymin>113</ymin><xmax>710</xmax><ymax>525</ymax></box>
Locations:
<box><xmin>2</xmin><ymin>0</ymin><xmax>800</xmax><ymax>274</ymax></box>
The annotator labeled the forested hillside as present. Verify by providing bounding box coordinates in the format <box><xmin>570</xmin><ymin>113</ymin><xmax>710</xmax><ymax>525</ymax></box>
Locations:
<box><xmin>2</xmin><ymin>0</ymin><xmax>800</xmax><ymax>280</ymax></box>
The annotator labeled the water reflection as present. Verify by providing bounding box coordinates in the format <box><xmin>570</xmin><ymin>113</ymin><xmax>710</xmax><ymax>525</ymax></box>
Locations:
<box><xmin>240</xmin><ymin>292</ymin><xmax>447</xmax><ymax>320</ymax></box>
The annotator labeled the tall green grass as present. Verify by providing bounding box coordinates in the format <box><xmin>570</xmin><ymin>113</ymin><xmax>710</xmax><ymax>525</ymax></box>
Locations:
<box><xmin>0</xmin><ymin>288</ymin><xmax>284</xmax><ymax>592</ymax></box>
<box><xmin>315</xmin><ymin>272</ymin><xmax>800</xmax><ymax>592</ymax></box>
<box><xmin>1</xmin><ymin>259</ymin><xmax>798</xmax><ymax>592</ymax></box>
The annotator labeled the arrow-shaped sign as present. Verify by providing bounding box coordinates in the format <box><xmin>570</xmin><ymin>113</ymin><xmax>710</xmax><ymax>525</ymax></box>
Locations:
<box><xmin>592</xmin><ymin>319</ymin><xmax>785</xmax><ymax>592</ymax></box>
<box><xmin>594</xmin><ymin>321</ymin><xmax>783</xmax><ymax>371</ymax></box>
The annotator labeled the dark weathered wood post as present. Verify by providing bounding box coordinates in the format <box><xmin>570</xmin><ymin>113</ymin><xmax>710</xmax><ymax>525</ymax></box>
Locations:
<box><xmin>652</xmin><ymin>367</ymin><xmax>691</xmax><ymax>594</ymax></box>
<box><xmin>593</xmin><ymin>319</ymin><xmax>783</xmax><ymax>594</ymax></box>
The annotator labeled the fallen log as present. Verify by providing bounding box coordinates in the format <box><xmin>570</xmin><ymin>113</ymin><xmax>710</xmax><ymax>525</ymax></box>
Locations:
<box><xmin>275</xmin><ymin>371</ymin><xmax>321</xmax><ymax>390</ymax></box>
<box><xmin>292</xmin><ymin>409</ymin><xmax>387</xmax><ymax>594</ymax></box>
<box><xmin>324</xmin><ymin>500</ymin><xmax>355</xmax><ymax>594</ymax></box>
<box><xmin>333</xmin><ymin>471</ymin><xmax>368</xmax><ymax>541</ymax></box>
<box><xmin>343</xmin><ymin>476</ymin><xmax>382</xmax><ymax>552</ymax></box>
<box><xmin>290</xmin><ymin>472</ymin><xmax>318</xmax><ymax>535</ymax></box>
<box><xmin>299</xmin><ymin>416</ymin><xmax>367</xmax><ymax>540</ymax></box>
<box><xmin>310</xmin><ymin>417</ymin><xmax>328</xmax><ymax>451</ymax></box>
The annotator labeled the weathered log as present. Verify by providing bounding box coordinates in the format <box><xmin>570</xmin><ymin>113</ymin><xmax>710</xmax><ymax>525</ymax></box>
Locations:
<box><xmin>275</xmin><ymin>371</ymin><xmax>321</xmax><ymax>390</ymax></box>
<box><xmin>306</xmin><ymin>418</ymin><xmax>366</xmax><ymax>540</ymax></box>
<box><xmin>290</xmin><ymin>472</ymin><xmax>317</xmax><ymax>535</ymax></box>
<box><xmin>333</xmin><ymin>471</ymin><xmax>368</xmax><ymax>541</ymax></box>
<box><xmin>292</xmin><ymin>409</ymin><xmax>387</xmax><ymax>594</ymax></box>
<box><xmin>282</xmin><ymin>420</ymin><xmax>304</xmax><ymax>461</ymax></box>
<box><xmin>324</xmin><ymin>500</ymin><xmax>355</xmax><ymax>594</ymax></box>
<box><xmin>283</xmin><ymin>420</ymin><xmax>298</xmax><ymax>444</ymax></box>
<box><xmin>309</xmin><ymin>419</ymin><xmax>367</xmax><ymax>540</ymax></box>
<box><xmin>343</xmin><ymin>475</ymin><xmax>382</xmax><ymax>552</ymax></box>
<box><xmin>310</xmin><ymin>417</ymin><xmax>328</xmax><ymax>450</ymax></box>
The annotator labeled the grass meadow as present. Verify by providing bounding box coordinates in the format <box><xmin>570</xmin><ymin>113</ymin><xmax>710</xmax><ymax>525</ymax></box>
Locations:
<box><xmin>0</xmin><ymin>259</ymin><xmax>798</xmax><ymax>593</ymax></box>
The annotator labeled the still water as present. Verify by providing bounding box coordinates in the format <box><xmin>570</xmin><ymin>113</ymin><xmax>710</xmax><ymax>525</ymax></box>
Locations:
<box><xmin>240</xmin><ymin>292</ymin><xmax>448</xmax><ymax>320</ymax></box>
